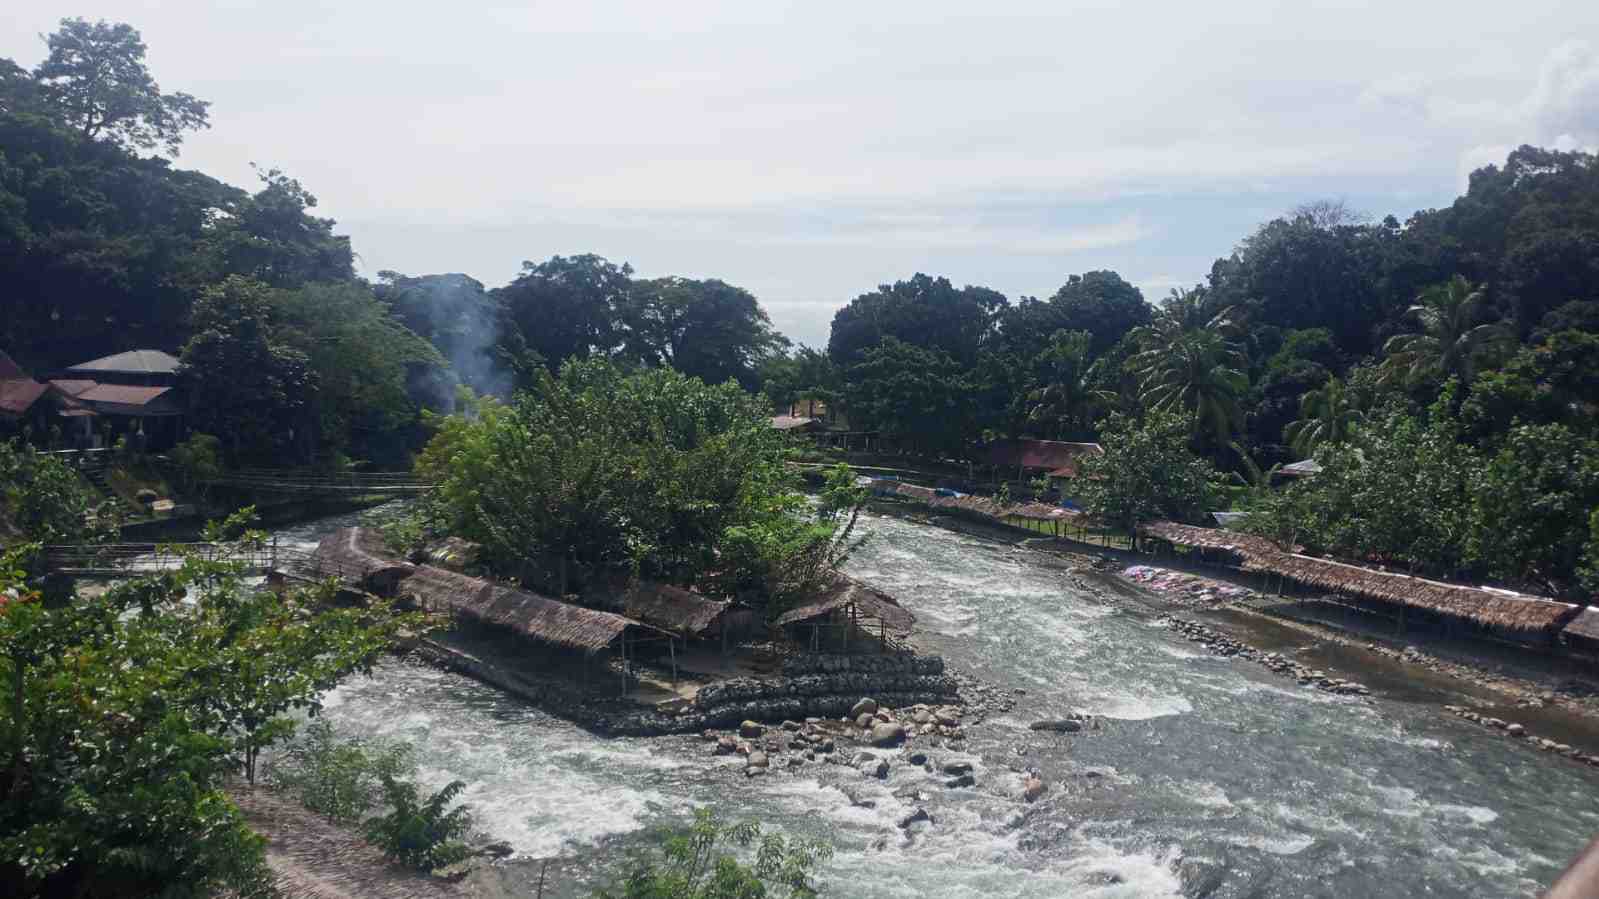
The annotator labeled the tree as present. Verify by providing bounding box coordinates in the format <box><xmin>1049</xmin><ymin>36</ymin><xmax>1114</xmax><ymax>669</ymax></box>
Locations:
<box><xmin>1024</xmin><ymin>330</ymin><xmax>1111</xmax><ymax>440</ymax></box>
<box><xmin>1467</xmin><ymin>423</ymin><xmax>1599</xmax><ymax>597</ymax></box>
<box><xmin>758</xmin><ymin>346</ymin><xmax>839</xmax><ymax>413</ymax></box>
<box><xmin>0</xmin><ymin>517</ymin><xmax>421</xmax><ymax>897</ymax></box>
<box><xmin>1076</xmin><ymin>410</ymin><xmax>1224</xmax><ymax>542</ymax></box>
<box><xmin>827</xmin><ymin>274</ymin><xmax>1005</xmax><ymax>368</ymax></box>
<box><xmin>600</xmin><ymin>808</ymin><xmax>832</xmax><ymax>899</ymax></box>
<box><xmin>420</xmin><ymin>359</ymin><xmax>818</xmax><ymax>600</ymax></box>
<box><xmin>1130</xmin><ymin>327</ymin><xmax>1249</xmax><ymax>444</ymax></box>
<box><xmin>180</xmin><ymin>276</ymin><xmax>317</xmax><ymax>464</ymax></box>
<box><xmin>843</xmin><ymin>338</ymin><xmax>973</xmax><ymax>456</ymax></box>
<box><xmin>30</xmin><ymin>18</ymin><xmax>209</xmax><ymax>155</ymax></box>
<box><xmin>1381</xmin><ymin>276</ymin><xmax>1511</xmax><ymax>387</ymax></box>
<box><xmin>271</xmin><ymin>281</ymin><xmax>445</xmax><ymax>464</ymax></box>
<box><xmin>1043</xmin><ymin>270</ymin><xmax>1152</xmax><ymax>355</ymax></box>
<box><xmin>495</xmin><ymin>254</ymin><xmax>634</xmax><ymax>381</ymax></box>
<box><xmin>1284</xmin><ymin>377</ymin><xmax>1363</xmax><ymax>457</ymax></box>
<box><xmin>625</xmin><ymin>277</ymin><xmax>787</xmax><ymax>389</ymax></box>
<box><xmin>375</xmin><ymin>271</ymin><xmax>507</xmax><ymax>396</ymax></box>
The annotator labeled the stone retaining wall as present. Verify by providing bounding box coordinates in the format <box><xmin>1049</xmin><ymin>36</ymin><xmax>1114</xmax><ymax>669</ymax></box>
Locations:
<box><xmin>412</xmin><ymin>640</ymin><xmax>960</xmax><ymax>737</ymax></box>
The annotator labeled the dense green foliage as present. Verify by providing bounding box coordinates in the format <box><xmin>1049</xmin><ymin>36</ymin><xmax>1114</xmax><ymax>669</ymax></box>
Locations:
<box><xmin>1076</xmin><ymin>412</ymin><xmax>1224</xmax><ymax>541</ymax></box>
<box><xmin>0</xmin><ymin>439</ymin><xmax>119</xmax><ymax>543</ymax></box>
<box><xmin>0</xmin><ymin>515</ymin><xmax>423</xmax><ymax>897</ymax></box>
<box><xmin>417</xmin><ymin>360</ymin><xmax>849</xmax><ymax>606</ymax></box>
<box><xmin>599</xmin><ymin>808</ymin><xmax>832</xmax><ymax>899</ymax></box>
<box><xmin>268</xmin><ymin>719</ymin><xmax>415</xmax><ymax>825</ymax></box>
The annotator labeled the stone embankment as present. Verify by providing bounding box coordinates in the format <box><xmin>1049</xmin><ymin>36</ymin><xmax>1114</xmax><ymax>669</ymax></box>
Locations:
<box><xmin>411</xmin><ymin>640</ymin><xmax>962</xmax><ymax>737</ymax></box>
<box><xmin>1161</xmin><ymin>617</ymin><xmax>1373</xmax><ymax>697</ymax></box>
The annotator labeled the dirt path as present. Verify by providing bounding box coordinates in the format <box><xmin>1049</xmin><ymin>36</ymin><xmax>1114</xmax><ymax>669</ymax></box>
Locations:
<box><xmin>229</xmin><ymin>786</ymin><xmax>472</xmax><ymax>899</ymax></box>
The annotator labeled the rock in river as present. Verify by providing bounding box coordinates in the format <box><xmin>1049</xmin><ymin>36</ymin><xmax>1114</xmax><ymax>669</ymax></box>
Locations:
<box><xmin>850</xmin><ymin>697</ymin><xmax>879</xmax><ymax>718</ymax></box>
<box><xmin>870</xmin><ymin>722</ymin><xmax>907</xmax><ymax>747</ymax></box>
<box><xmin>898</xmin><ymin>807</ymin><xmax>933</xmax><ymax>829</ymax></box>
<box><xmin>1030</xmin><ymin>719</ymin><xmax>1083</xmax><ymax>734</ymax></box>
<box><xmin>1022</xmin><ymin>775</ymin><xmax>1047</xmax><ymax>803</ymax></box>
<box><xmin>739</xmin><ymin>720</ymin><xmax>764</xmax><ymax>738</ymax></box>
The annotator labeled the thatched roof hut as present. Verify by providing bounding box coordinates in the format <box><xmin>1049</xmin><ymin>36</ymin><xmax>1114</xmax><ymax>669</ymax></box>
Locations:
<box><xmin>774</xmin><ymin>574</ymin><xmax>915</xmax><ymax>634</ymax></box>
<box><xmin>397</xmin><ymin>564</ymin><xmax>661</xmax><ymax>653</ymax></box>
<box><xmin>310</xmin><ymin>527</ymin><xmax>415</xmax><ymax>594</ymax></box>
<box><xmin>620</xmin><ymin>581</ymin><xmax>730</xmax><ymax>638</ymax></box>
<box><xmin>1138</xmin><ymin>521</ymin><xmax>1287</xmax><ymax>560</ymax></box>
<box><xmin>1240</xmin><ymin>553</ymin><xmax>1581</xmax><ymax>633</ymax></box>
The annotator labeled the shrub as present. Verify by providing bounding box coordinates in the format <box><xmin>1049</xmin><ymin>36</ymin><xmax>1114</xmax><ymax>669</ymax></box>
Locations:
<box><xmin>267</xmin><ymin>719</ymin><xmax>414</xmax><ymax>825</ymax></box>
<box><xmin>599</xmin><ymin>808</ymin><xmax>832</xmax><ymax>899</ymax></box>
<box><xmin>363</xmin><ymin>775</ymin><xmax>474</xmax><ymax>872</ymax></box>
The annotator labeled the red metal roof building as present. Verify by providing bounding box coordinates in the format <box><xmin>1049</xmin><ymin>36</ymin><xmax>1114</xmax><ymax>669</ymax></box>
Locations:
<box><xmin>981</xmin><ymin>439</ymin><xmax>1104</xmax><ymax>478</ymax></box>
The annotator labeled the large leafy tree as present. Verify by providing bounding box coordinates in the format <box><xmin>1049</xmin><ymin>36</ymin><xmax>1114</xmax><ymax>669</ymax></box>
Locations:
<box><xmin>271</xmin><ymin>281</ymin><xmax>446</xmax><ymax>464</ymax></box>
<box><xmin>29</xmin><ymin>18</ymin><xmax>209</xmax><ymax>155</ymax></box>
<box><xmin>494</xmin><ymin>254</ymin><xmax>634</xmax><ymax>381</ymax></box>
<box><xmin>374</xmin><ymin>271</ymin><xmax>506</xmax><ymax>396</ymax></box>
<box><xmin>624</xmin><ymin>276</ymin><xmax>787</xmax><ymax>389</ymax></box>
<box><xmin>420</xmin><ymin>359</ymin><xmax>820</xmax><ymax>599</ymax></box>
<box><xmin>843</xmin><ymin>337</ymin><xmax>974</xmax><ymax>455</ymax></box>
<box><xmin>1467</xmin><ymin>423</ymin><xmax>1599</xmax><ymax>598</ymax></box>
<box><xmin>180</xmin><ymin>276</ymin><xmax>317</xmax><ymax>464</ymax></box>
<box><xmin>1381</xmin><ymin>276</ymin><xmax>1511</xmax><ymax>387</ymax></box>
<box><xmin>827</xmin><ymin>273</ymin><xmax>1005</xmax><ymax>368</ymax></box>
<box><xmin>1043</xmin><ymin>270</ymin><xmax>1152</xmax><ymax>356</ymax></box>
<box><xmin>1076</xmin><ymin>410</ymin><xmax>1224</xmax><ymax>542</ymax></box>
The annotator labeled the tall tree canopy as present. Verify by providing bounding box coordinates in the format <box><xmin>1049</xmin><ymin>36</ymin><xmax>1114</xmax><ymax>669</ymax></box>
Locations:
<box><xmin>827</xmin><ymin>274</ymin><xmax>1006</xmax><ymax>368</ymax></box>
<box><xmin>29</xmin><ymin>18</ymin><xmax>209</xmax><ymax>154</ymax></box>
<box><xmin>624</xmin><ymin>276</ymin><xmax>787</xmax><ymax>389</ymax></box>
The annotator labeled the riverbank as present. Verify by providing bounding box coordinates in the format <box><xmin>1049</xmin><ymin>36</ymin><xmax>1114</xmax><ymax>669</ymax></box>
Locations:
<box><xmin>862</xmin><ymin>502</ymin><xmax>1599</xmax><ymax>773</ymax></box>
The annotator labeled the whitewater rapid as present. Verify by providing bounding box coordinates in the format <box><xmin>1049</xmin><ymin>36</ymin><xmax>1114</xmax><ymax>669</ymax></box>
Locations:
<box><xmin>282</xmin><ymin>508</ymin><xmax>1599</xmax><ymax>897</ymax></box>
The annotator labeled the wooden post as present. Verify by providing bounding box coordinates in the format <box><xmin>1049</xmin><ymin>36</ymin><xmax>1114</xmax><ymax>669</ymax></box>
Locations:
<box><xmin>880</xmin><ymin>618</ymin><xmax>887</xmax><ymax>653</ymax></box>
<box><xmin>669</xmin><ymin>637</ymin><xmax>678</xmax><ymax>687</ymax></box>
<box><xmin>620</xmin><ymin>634</ymin><xmax>628</xmax><ymax>697</ymax></box>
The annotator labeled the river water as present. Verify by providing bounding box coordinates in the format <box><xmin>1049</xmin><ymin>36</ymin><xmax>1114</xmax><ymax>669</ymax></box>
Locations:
<box><xmin>279</xmin><ymin>508</ymin><xmax>1599</xmax><ymax>897</ymax></box>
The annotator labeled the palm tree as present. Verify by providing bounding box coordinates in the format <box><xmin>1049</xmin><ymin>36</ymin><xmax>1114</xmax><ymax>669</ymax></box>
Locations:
<box><xmin>1228</xmin><ymin>440</ymin><xmax>1282</xmax><ymax>501</ymax></box>
<box><xmin>1381</xmin><ymin>276</ymin><xmax>1510</xmax><ymax>386</ymax></box>
<box><xmin>1284</xmin><ymin>376</ymin><xmax>1363</xmax><ymax>457</ymax></box>
<box><xmin>1025</xmin><ymin>330</ymin><xmax>1114</xmax><ymax>439</ymax></box>
<box><xmin>1130</xmin><ymin>327</ymin><xmax>1249</xmax><ymax>443</ymax></box>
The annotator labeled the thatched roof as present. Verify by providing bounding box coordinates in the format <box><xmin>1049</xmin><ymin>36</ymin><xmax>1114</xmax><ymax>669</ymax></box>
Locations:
<box><xmin>622</xmin><ymin>581</ymin><xmax>729</xmax><ymax>637</ymax></box>
<box><xmin>1564</xmin><ymin>608</ymin><xmax>1599</xmax><ymax>644</ymax></box>
<box><xmin>872</xmin><ymin>480</ymin><xmax>1078</xmax><ymax>523</ymax></box>
<box><xmin>310</xmin><ymin>527</ymin><xmax>415</xmax><ymax>592</ymax></box>
<box><xmin>1139</xmin><ymin>521</ymin><xmax>1288</xmax><ymax>559</ymax></box>
<box><xmin>774</xmin><ymin>574</ymin><xmax>915</xmax><ymax>633</ymax></box>
<box><xmin>397</xmin><ymin>564</ymin><xmax>656</xmax><ymax>653</ymax></box>
<box><xmin>1241</xmin><ymin>553</ymin><xmax>1581</xmax><ymax>633</ymax></box>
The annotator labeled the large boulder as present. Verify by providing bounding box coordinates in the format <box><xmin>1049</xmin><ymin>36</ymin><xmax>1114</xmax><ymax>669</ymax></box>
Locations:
<box><xmin>739</xmin><ymin>720</ymin><xmax>764</xmax><ymax>738</ymax></box>
<box><xmin>870</xmin><ymin>722</ymin><xmax>907</xmax><ymax>747</ymax></box>
<box><xmin>898</xmin><ymin>807</ymin><xmax>933</xmax><ymax>829</ymax></box>
<box><xmin>747</xmin><ymin>751</ymin><xmax>770</xmax><ymax>769</ymax></box>
<box><xmin>861</xmin><ymin>758</ymin><xmax>890</xmax><ymax>779</ymax></box>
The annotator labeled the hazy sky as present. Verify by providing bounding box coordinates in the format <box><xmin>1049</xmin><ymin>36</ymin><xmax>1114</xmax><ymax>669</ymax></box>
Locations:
<box><xmin>8</xmin><ymin>3</ymin><xmax>1599</xmax><ymax>346</ymax></box>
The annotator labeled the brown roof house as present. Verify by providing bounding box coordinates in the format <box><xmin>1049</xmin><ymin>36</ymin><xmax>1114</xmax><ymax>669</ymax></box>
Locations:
<box><xmin>50</xmin><ymin>349</ymin><xmax>184</xmax><ymax>450</ymax></box>
<box><xmin>0</xmin><ymin>351</ymin><xmax>96</xmax><ymax>444</ymax></box>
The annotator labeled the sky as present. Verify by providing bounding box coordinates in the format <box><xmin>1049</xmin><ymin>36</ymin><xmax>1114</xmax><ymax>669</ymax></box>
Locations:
<box><xmin>7</xmin><ymin>2</ymin><xmax>1599</xmax><ymax>348</ymax></box>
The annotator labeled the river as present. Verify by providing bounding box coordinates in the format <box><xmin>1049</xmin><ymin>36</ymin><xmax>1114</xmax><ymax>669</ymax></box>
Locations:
<box><xmin>277</xmin><ymin>507</ymin><xmax>1599</xmax><ymax>897</ymax></box>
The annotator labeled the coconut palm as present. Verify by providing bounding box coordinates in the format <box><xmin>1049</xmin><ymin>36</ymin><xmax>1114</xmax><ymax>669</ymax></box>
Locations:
<box><xmin>1131</xmin><ymin>328</ymin><xmax>1250</xmax><ymax>443</ymax></box>
<box><xmin>1284</xmin><ymin>376</ymin><xmax>1363</xmax><ymax>457</ymax></box>
<box><xmin>1025</xmin><ymin>330</ymin><xmax>1115</xmax><ymax>439</ymax></box>
<box><xmin>1381</xmin><ymin>276</ymin><xmax>1510</xmax><ymax>386</ymax></box>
